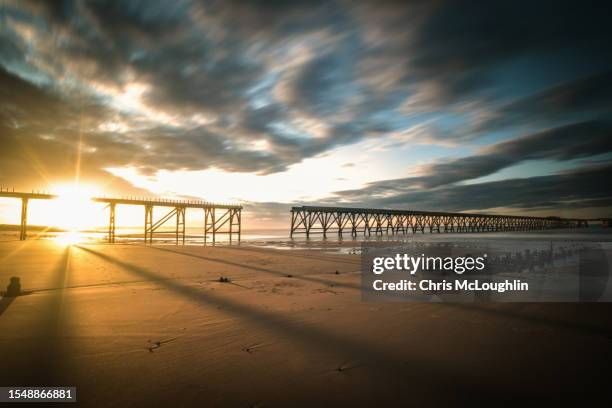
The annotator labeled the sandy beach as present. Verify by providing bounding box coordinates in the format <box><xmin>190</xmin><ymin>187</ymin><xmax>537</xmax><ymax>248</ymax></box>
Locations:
<box><xmin>0</xmin><ymin>240</ymin><xmax>610</xmax><ymax>406</ymax></box>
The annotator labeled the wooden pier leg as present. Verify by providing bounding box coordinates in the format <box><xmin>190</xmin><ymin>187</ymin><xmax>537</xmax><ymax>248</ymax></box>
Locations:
<box><xmin>212</xmin><ymin>208</ymin><xmax>216</xmax><ymax>244</ymax></box>
<box><xmin>175</xmin><ymin>206</ymin><xmax>179</xmax><ymax>245</ymax></box>
<box><xmin>181</xmin><ymin>208</ymin><xmax>186</xmax><ymax>245</ymax></box>
<box><xmin>229</xmin><ymin>209</ymin><xmax>234</xmax><ymax>243</ymax></box>
<box><xmin>322</xmin><ymin>213</ymin><xmax>328</xmax><ymax>238</ymax></box>
<box><xmin>204</xmin><ymin>208</ymin><xmax>208</xmax><ymax>245</ymax></box>
<box><xmin>238</xmin><ymin>209</ymin><xmax>242</xmax><ymax>243</ymax></box>
<box><xmin>144</xmin><ymin>205</ymin><xmax>153</xmax><ymax>244</ymax></box>
<box><xmin>19</xmin><ymin>198</ymin><xmax>28</xmax><ymax>241</ymax></box>
<box><xmin>108</xmin><ymin>203</ymin><xmax>116</xmax><ymax>243</ymax></box>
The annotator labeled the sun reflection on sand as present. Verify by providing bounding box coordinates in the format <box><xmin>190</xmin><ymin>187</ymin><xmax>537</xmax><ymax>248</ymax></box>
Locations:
<box><xmin>53</xmin><ymin>231</ymin><xmax>86</xmax><ymax>246</ymax></box>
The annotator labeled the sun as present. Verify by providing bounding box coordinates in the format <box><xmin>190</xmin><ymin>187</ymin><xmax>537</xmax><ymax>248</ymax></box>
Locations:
<box><xmin>49</xmin><ymin>183</ymin><xmax>100</xmax><ymax>235</ymax></box>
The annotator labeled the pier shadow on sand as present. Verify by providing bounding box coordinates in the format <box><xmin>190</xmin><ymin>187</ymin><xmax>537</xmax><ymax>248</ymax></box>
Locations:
<box><xmin>146</xmin><ymin>245</ymin><xmax>612</xmax><ymax>338</ymax></box>
<box><xmin>147</xmin><ymin>245</ymin><xmax>362</xmax><ymax>290</ymax></box>
<box><xmin>74</xmin><ymin>245</ymin><xmax>495</xmax><ymax>404</ymax></box>
<box><xmin>69</xmin><ymin>244</ymin><xmax>612</xmax><ymax>404</ymax></box>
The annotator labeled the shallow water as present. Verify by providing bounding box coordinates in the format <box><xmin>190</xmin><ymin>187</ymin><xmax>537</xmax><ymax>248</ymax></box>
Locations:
<box><xmin>1</xmin><ymin>226</ymin><xmax>611</xmax><ymax>255</ymax></box>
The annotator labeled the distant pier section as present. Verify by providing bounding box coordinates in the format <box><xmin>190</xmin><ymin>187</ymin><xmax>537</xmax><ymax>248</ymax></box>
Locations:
<box><xmin>0</xmin><ymin>188</ymin><xmax>241</xmax><ymax>243</ymax></box>
<box><xmin>290</xmin><ymin>205</ymin><xmax>590</xmax><ymax>238</ymax></box>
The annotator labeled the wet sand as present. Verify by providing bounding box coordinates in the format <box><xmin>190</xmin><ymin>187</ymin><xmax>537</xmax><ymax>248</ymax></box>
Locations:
<box><xmin>1</xmin><ymin>240</ymin><xmax>611</xmax><ymax>406</ymax></box>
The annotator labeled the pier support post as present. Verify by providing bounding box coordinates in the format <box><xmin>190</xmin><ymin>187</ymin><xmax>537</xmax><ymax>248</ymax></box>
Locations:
<box><xmin>144</xmin><ymin>205</ymin><xmax>153</xmax><ymax>244</ymax></box>
<box><xmin>204</xmin><ymin>208</ymin><xmax>209</xmax><ymax>244</ymax></box>
<box><xmin>175</xmin><ymin>207</ymin><xmax>185</xmax><ymax>245</ymax></box>
<box><xmin>229</xmin><ymin>209</ymin><xmax>234</xmax><ymax>243</ymax></box>
<box><xmin>238</xmin><ymin>208</ymin><xmax>241</xmax><ymax>242</ymax></box>
<box><xmin>19</xmin><ymin>198</ymin><xmax>28</xmax><ymax>241</ymax></box>
<box><xmin>212</xmin><ymin>208</ymin><xmax>216</xmax><ymax>244</ymax></box>
<box><xmin>108</xmin><ymin>203</ymin><xmax>116</xmax><ymax>243</ymax></box>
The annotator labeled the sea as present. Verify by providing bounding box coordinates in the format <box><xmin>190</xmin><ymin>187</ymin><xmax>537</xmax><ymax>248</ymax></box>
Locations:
<box><xmin>1</xmin><ymin>225</ymin><xmax>611</xmax><ymax>255</ymax></box>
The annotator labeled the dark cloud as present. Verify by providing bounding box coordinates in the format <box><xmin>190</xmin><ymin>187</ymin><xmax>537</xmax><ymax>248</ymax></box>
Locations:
<box><xmin>332</xmin><ymin>120</ymin><xmax>612</xmax><ymax>199</ymax></box>
<box><xmin>332</xmin><ymin>164</ymin><xmax>612</xmax><ymax>214</ymax></box>
<box><xmin>381</xmin><ymin>0</ymin><xmax>612</xmax><ymax>106</ymax></box>
<box><xmin>473</xmin><ymin>71</ymin><xmax>612</xmax><ymax>134</ymax></box>
<box><xmin>0</xmin><ymin>67</ymin><xmax>286</xmax><ymax>188</ymax></box>
<box><xmin>291</xmin><ymin>51</ymin><xmax>358</xmax><ymax>117</ymax></box>
<box><xmin>485</xmin><ymin>121</ymin><xmax>612</xmax><ymax>161</ymax></box>
<box><xmin>417</xmin><ymin>120</ymin><xmax>612</xmax><ymax>188</ymax></box>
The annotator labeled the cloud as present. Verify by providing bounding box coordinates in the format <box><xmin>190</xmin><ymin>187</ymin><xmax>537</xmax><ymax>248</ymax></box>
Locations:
<box><xmin>416</xmin><ymin>120</ymin><xmax>612</xmax><ymax>188</ymax></box>
<box><xmin>332</xmin><ymin>163</ymin><xmax>612</xmax><ymax>214</ymax></box>
<box><xmin>357</xmin><ymin>0</ymin><xmax>612</xmax><ymax>107</ymax></box>
<box><xmin>1</xmin><ymin>0</ymin><xmax>611</xmax><ymax>217</ymax></box>
<box><xmin>472</xmin><ymin>71</ymin><xmax>612</xmax><ymax>134</ymax></box>
<box><xmin>332</xmin><ymin>120</ymin><xmax>612</xmax><ymax>200</ymax></box>
<box><xmin>0</xmin><ymin>67</ymin><xmax>281</xmax><ymax>188</ymax></box>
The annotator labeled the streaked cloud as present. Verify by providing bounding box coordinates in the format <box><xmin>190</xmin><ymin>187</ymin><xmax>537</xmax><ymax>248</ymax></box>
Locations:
<box><xmin>1</xmin><ymin>0</ymin><xmax>611</xmax><ymax>222</ymax></box>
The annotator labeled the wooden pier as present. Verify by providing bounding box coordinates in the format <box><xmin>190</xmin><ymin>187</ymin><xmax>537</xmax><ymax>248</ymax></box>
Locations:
<box><xmin>92</xmin><ymin>197</ymin><xmax>242</xmax><ymax>244</ymax></box>
<box><xmin>290</xmin><ymin>206</ymin><xmax>589</xmax><ymax>238</ymax></box>
<box><xmin>0</xmin><ymin>189</ymin><xmax>241</xmax><ymax>243</ymax></box>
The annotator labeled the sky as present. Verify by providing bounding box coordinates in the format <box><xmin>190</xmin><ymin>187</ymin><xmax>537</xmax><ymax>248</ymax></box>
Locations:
<box><xmin>1</xmin><ymin>0</ymin><xmax>611</xmax><ymax>229</ymax></box>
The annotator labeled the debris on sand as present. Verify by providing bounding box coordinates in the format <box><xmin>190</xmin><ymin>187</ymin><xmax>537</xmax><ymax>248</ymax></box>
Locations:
<box><xmin>219</xmin><ymin>276</ymin><xmax>231</xmax><ymax>283</ymax></box>
<box><xmin>147</xmin><ymin>337</ymin><xmax>177</xmax><ymax>353</ymax></box>
<box><xmin>242</xmin><ymin>343</ymin><xmax>266</xmax><ymax>354</ymax></box>
<box><xmin>335</xmin><ymin>270</ymin><xmax>340</xmax><ymax>275</ymax></box>
<box><xmin>335</xmin><ymin>362</ymin><xmax>363</xmax><ymax>373</ymax></box>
